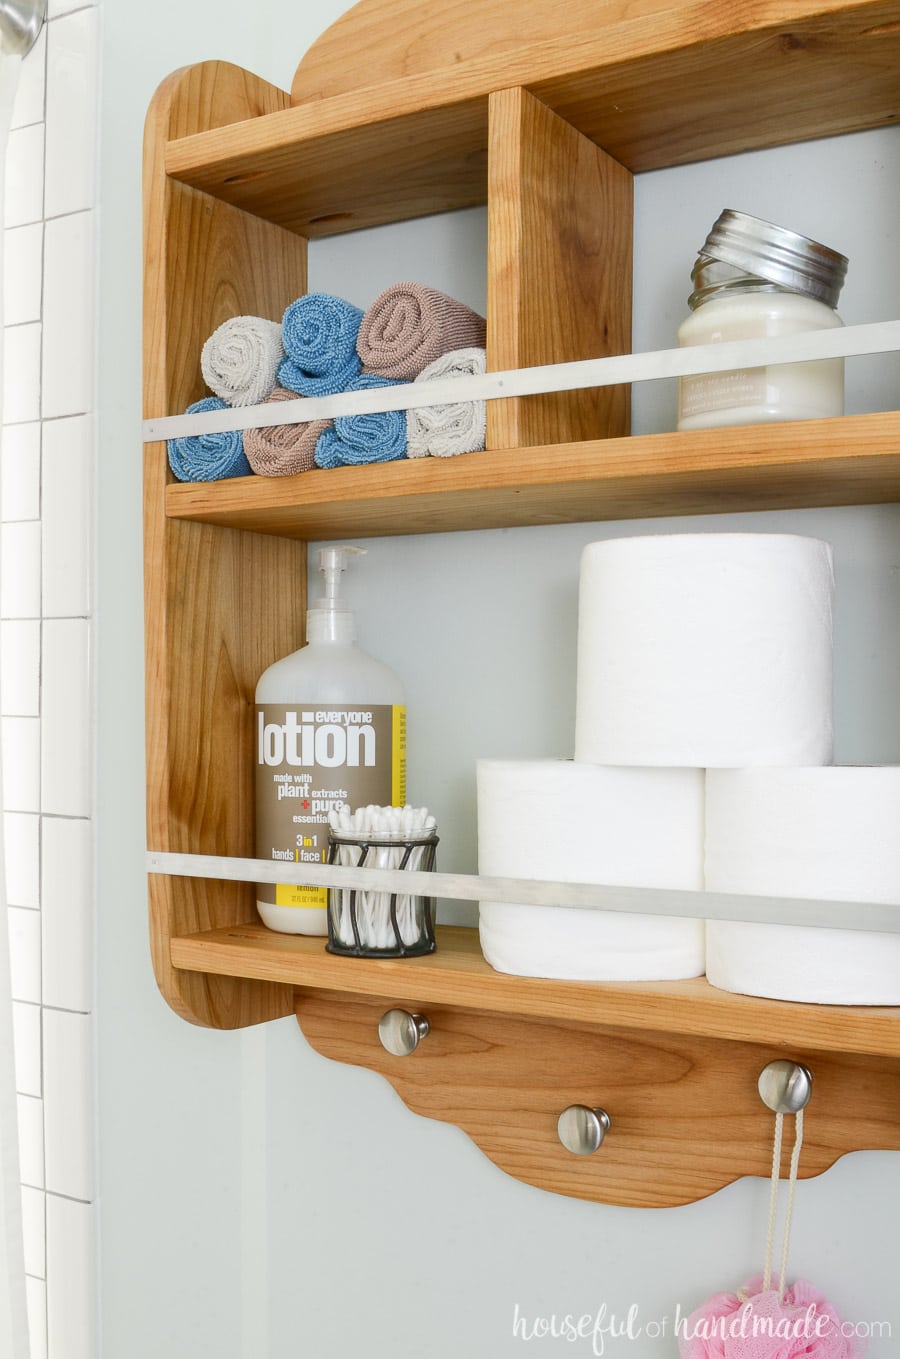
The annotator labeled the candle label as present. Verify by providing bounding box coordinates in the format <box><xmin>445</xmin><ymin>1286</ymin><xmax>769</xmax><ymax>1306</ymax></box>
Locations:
<box><xmin>679</xmin><ymin>367</ymin><xmax>766</xmax><ymax>419</ymax></box>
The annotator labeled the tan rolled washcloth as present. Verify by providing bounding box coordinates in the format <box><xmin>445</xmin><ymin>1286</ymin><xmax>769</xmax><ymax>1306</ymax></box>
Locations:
<box><xmin>243</xmin><ymin>387</ymin><xmax>331</xmax><ymax>477</ymax></box>
<box><xmin>357</xmin><ymin>282</ymin><xmax>487</xmax><ymax>381</ymax></box>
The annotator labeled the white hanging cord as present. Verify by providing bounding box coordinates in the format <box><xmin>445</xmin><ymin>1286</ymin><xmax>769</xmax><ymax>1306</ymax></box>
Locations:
<box><xmin>762</xmin><ymin>1110</ymin><xmax>784</xmax><ymax>1293</ymax></box>
<box><xmin>778</xmin><ymin>1109</ymin><xmax>805</xmax><ymax>1302</ymax></box>
<box><xmin>761</xmin><ymin>1107</ymin><xmax>805</xmax><ymax>1299</ymax></box>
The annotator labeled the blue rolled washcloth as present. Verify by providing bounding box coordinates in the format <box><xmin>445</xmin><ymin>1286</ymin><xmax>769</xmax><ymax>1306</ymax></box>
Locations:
<box><xmin>314</xmin><ymin>374</ymin><xmax>408</xmax><ymax>468</ymax></box>
<box><xmin>167</xmin><ymin>396</ymin><xmax>252</xmax><ymax>482</ymax></box>
<box><xmin>278</xmin><ymin>292</ymin><xmax>363</xmax><ymax>397</ymax></box>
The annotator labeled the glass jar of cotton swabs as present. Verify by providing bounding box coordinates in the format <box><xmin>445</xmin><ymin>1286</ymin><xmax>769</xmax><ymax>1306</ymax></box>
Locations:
<box><xmin>325</xmin><ymin>805</ymin><xmax>439</xmax><ymax>958</ymax></box>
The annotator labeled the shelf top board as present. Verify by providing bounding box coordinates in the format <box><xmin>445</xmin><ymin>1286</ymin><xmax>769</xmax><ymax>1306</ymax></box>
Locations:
<box><xmin>164</xmin><ymin>0</ymin><xmax>900</xmax><ymax>237</ymax></box>
<box><xmin>169</xmin><ymin>922</ymin><xmax>900</xmax><ymax>1058</ymax></box>
<box><xmin>160</xmin><ymin>411</ymin><xmax>900</xmax><ymax>540</ymax></box>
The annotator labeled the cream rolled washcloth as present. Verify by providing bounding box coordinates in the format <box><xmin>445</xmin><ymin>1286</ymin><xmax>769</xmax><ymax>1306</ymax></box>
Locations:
<box><xmin>358</xmin><ymin>282</ymin><xmax>486</xmax><ymax>381</ymax></box>
<box><xmin>200</xmin><ymin>315</ymin><xmax>284</xmax><ymax>407</ymax></box>
<box><xmin>244</xmin><ymin>386</ymin><xmax>331</xmax><ymax>476</ymax></box>
<box><xmin>407</xmin><ymin>347</ymin><xmax>486</xmax><ymax>458</ymax></box>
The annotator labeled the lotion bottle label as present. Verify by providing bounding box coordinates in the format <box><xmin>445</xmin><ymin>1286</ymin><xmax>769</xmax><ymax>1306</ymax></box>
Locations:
<box><xmin>255</xmin><ymin>703</ymin><xmax>406</xmax><ymax>907</ymax></box>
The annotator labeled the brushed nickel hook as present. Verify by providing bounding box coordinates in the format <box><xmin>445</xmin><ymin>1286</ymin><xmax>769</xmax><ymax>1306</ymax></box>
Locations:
<box><xmin>378</xmin><ymin>1009</ymin><xmax>430</xmax><ymax>1056</ymax></box>
<box><xmin>758</xmin><ymin>1060</ymin><xmax>813</xmax><ymax>1114</ymax></box>
<box><xmin>557</xmin><ymin>1105</ymin><xmax>611</xmax><ymax>1155</ymax></box>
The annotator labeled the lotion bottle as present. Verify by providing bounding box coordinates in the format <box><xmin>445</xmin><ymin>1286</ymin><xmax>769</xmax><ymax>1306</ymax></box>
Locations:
<box><xmin>255</xmin><ymin>546</ymin><xmax>406</xmax><ymax>935</ymax></box>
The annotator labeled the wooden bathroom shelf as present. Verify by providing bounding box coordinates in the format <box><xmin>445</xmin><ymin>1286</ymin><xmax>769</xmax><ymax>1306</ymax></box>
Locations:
<box><xmin>164</xmin><ymin>411</ymin><xmax>900</xmax><ymax>540</ymax></box>
<box><xmin>143</xmin><ymin>0</ymin><xmax>900</xmax><ymax>1207</ymax></box>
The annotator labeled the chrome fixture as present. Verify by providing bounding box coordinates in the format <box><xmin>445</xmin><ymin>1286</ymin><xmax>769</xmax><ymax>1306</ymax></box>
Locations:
<box><xmin>377</xmin><ymin>1009</ymin><xmax>430</xmax><ymax>1056</ymax></box>
<box><xmin>0</xmin><ymin>0</ymin><xmax>45</xmax><ymax>57</ymax></box>
<box><xmin>758</xmin><ymin>1060</ymin><xmax>813</xmax><ymax>1114</ymax></box>
<box><xmin>557</xmin><ymin>1105</ymin><xmax>612</xmax><ymax>1156</ymax></box>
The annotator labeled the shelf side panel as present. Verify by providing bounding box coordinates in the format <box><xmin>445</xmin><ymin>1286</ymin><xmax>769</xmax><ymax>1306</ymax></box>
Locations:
<box><xmin>486</xmin><ymin>87</ymin><xmax>632</xmax><ymax>451</ymax></box>
<box><xmin>144</xmin><ymin>61</ymin><xmax>308</xmax><ymax>1026</ymax></box>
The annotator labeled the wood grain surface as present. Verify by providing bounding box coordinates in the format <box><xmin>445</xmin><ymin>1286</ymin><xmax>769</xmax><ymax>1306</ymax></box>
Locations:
<box><xmin>486</xmin><ymin>89</ymin><xmax>632</xmax><ymax>450</ymax></box>
<box><xmin>161</xmin><ymin>412</ymin><xmax>900</xmax><ymax>540</ymax></box>
<box><xmin>295</xmin><ymin>986</ymin><xmax>900</xmax><ymax>1207</ymax></box>
<box><xmin>169</xmin><ymin>924</ymin><xmax>900</xmax><ymax>1060</ymax></box>
<box><xmin>144</xmin><ymin>62</ymin><xmax>308</xmax><ymax>1026</ymax></box>
<box><xmin>159</xmin><ymin>4</ymin><xmax>900</xmax><ymax>234</ymax></box>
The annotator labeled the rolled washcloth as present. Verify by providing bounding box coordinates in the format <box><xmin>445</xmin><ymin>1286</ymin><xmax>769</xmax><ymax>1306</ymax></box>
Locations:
<box><xmin>314</xmin><ymin>374</ymin><xmax>407</xmax><ymax>468</ymax></box>
<box><xmin>407</xmin><ymin>347</ymin><xmax>487</xmax><ymax>457</ymax></box>
<box><xmin>244</xmin><ymin>387</ymin><xmax>331</xmax><ymax>477</ymax></box>
<box><xmin>167</xmin><ymin>396</ymin><xmax>252</xmax><ymax>482</ymax></box>
<box><xmin>277</xmin><ymin>292</ymin><xmax>363</xmax><ymax>397</ymax></box>
<box><xmin>200</xmin><ymin>315</ymin><xmax>283</xmax><ymax>407</ymax></box>
<box><xmin>357</xmin><ymin>282</ymin><xmax>487</xmax><ymax>380</ymax></box>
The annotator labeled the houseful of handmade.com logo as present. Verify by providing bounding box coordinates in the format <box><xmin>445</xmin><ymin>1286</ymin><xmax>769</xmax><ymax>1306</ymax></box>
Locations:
<box><xmin>511</xmin><ymin>1302</ymin><xmax>890</xmax><ymax>1354</ymax></box>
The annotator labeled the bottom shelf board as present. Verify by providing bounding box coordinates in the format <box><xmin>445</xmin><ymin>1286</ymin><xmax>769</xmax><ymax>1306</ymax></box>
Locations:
<box><xmin>169</xmin><ymin>922</ymin><xmax>900</xmax><ymax>1057</ymax></box>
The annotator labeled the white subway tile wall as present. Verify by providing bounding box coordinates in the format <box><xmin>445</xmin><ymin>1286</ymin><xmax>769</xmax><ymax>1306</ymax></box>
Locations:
<box><xmin>4</xmin><ymin>124</ymin><xmax>44</xmax><ymax>227</ymax></box>
<box><xmin>1</xmin><ymin>518</ymin><xmax>42</xmax><ymax>617</ymax></box>
<box><xmin>0</xmin><ymin>422</ymin><xmax>40</xmax><ymax>522</ymax></box>
<box><xmin>41</xmin><ymin>415</ymin><xmax>92</xmax><ymax>617</ymax></box>
<box><xmin>12</xmin><ymin>30</ymin><xmax>46</xmax><ymax>131</ymax></box>
<box><xmin>45</xmin><ymin>1197</ymin><xmax>97</xmax><ymax>1359</ymax></box>
<box><xmin>3</xmin><ymin>6</ymin><xmax>99</xmax><ymax>1358</ymax></box>
<box><xmin>41</xmin><ymin>619</ymin><xmax>91</xmax><ymax>817</ymax></box>
<box><xmin>41</xmin><ymin>817</ymin><xmax>92</xmax><ymax>1013</ymax></box>
<box><xmin>25</xmin><ymin>1278</ymin><xmax>48</xmax><ymax>1359</ymax></box>
<box><xmin>4</xmin><ymin>811</ymin><xmax>39</xmax><ymax>906</ymax></box>
<box><xmin>12</xmin><ymin>1000</ymin><xmax>41</xmax><ymax>1098</ymax></box>
<box><xmin>17</xmin><ymin>1093</ymin><xmax>44</xmax><ymax>1189</ymax></box>
<box><xmin>2</xmin><ymin>716</ymin><xmax>41</xmax><ymax>812</ymax></box>
<box><xmin>8</xmin><ymin>906</ymin><xmax>41</xmax><ymax>1003</ymax></box>
<box><xmin>1</xmin><ymin>619</ymin><xmax>41</xmax><ymax>716</ymax></box>
<box><xmin>21</xmin><ymin>1184</ymin><xmax>46</xmax><ymax>1280</ymax></box>
<box><xmin>44</xmin><ymin>10</ymin><xmax>98</xmax><ymax>218</ymax></box>
<box><xmin>42</xmin><ymin>1009</ymin><xmax>94</xmax><ymax>1201</ymax></box>
<box><xmin>4</xmin><ymin>224</ymin><xmax>43</xmax><ymax>326</ymax></box>
<box><xmin>3</xmin><ymin>321</ymin><xmax>41</xmax><ymax>424</ymax></box>
<box><xmin>42</xmin><ymin>211</ymin><xmax>95</xmax><ymax>419</ymax></box>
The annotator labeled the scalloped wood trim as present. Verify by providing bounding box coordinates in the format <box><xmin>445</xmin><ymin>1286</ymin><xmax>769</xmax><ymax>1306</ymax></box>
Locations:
<box><xmin>295</xmin><ymin>987</ymin><xmax>900</xmax><ymax>1208</ymax></box>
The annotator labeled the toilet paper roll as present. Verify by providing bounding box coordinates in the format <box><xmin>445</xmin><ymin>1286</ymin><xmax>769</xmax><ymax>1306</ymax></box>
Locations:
<box><xmin>476</xmin><ymin>759</ymin><xmax>705</xmax><ymax>980</ymax></box>
<box><xmin>574</xmin><ymin>533</ymin><xmax>834</xmax><ymax>767</ymax></box>
<box><xmin>706</xmin><ymin>767</ymin><xmax>900</xmax><ymax>1004</ymax></box>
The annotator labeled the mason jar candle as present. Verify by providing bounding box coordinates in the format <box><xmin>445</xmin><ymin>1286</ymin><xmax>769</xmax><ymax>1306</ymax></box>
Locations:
<box><xmin>676</xmin><ymin>210</ymin><xmax>848</xmax><ymax>431</ymax></box>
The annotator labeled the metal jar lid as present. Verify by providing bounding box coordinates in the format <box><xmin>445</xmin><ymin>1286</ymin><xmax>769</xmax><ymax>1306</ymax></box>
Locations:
<box><xmin>694</xmin><ymin>209</ymin><xmax>848</xmax><ymax>309</ymax></box>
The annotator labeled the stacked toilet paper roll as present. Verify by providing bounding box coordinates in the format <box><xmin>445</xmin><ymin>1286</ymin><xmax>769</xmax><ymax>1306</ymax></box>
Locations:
<box><xmin>475</xmin><ymin>530</ymin><xmax>858</xmax><ymax>991</ymax></box>
<box><xmin>574</xmin><ymin>533</ymin><xmax>834</xmax><ymax>767</ymax></box>
<box><xmin>477</xmin><ymin>760</ymin><xmax>705</xmax><ymax>981</ymax></box>
<box><xmin>706</xmin><ymin>767</ymin><xmax>900</xmax><ymax>1004</ymax></box>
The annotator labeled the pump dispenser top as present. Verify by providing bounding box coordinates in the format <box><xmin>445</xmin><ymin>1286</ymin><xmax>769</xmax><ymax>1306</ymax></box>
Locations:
<box><xmin>307</xmin><ymin>545</ymin><xmax>365</xmax><ymax>643</ymax></box>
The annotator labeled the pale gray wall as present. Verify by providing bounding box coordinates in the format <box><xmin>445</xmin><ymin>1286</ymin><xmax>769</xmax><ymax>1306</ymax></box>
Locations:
<box><xmin>98</xmin><ymin>3</ymin><xmax>900</xmax><ymax>1355</ymax></box>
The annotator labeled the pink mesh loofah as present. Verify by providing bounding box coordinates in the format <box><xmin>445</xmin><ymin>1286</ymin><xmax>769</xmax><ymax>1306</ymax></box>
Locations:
<box><xmin>678</xmin><ymin>1275</ymin><xmax>867</xmax><ymax>1359</ymax></box>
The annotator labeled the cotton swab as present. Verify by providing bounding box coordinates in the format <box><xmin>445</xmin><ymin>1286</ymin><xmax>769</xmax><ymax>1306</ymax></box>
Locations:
<box><xmin>327</xmin><ymin>804</ymin><xmax>437</xmax><ymax>950</ymax></box>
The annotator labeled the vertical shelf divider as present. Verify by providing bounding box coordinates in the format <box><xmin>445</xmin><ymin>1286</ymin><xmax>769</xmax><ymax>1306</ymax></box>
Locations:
<box><xmin>485</xmin><ymin>86</ymin><xmax>634</xmax><ymax>451</ymax></box>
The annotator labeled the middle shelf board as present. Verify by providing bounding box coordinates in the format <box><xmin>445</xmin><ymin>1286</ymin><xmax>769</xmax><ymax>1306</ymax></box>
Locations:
<box><xmin>161</xmin><ymin>411</ymin><xmax>900</xmax><ymax>539</ymax></box>
<box><xmin>169</xmin><ymin>922</ymin><xmax>900</xmax><ymax>1058</ymax></box>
